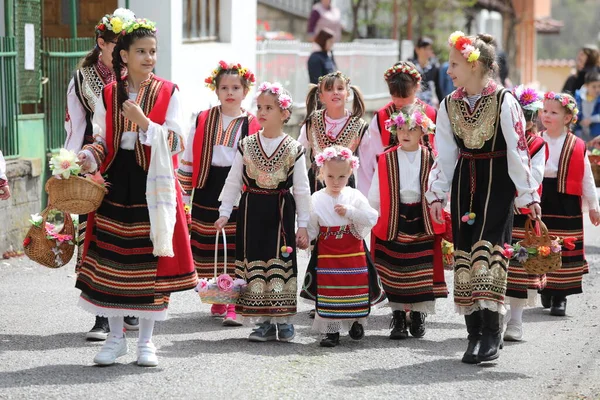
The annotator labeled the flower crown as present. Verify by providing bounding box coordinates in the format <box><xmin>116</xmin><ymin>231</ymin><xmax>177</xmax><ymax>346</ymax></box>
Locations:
<box><xmin>204</xmin><ymin>60</ymin><xmax>256</xmax><ymax>91</ymax></box>
<box><xmin>544</xmin><ymin>91</ymin><xmax>579</xmax><ymax>124</ymax></box>
<box><xmin>448</xmin><ymin>31</ymin><xmax>480</xmax><ymax>63</ymax></box>
<box><xmin>318</xmin><ymin>70</ymin><xmax>350</xmax><ymax>84</ymax></box>
<box><xmin>384</xmin><ymin>63</ymin><xmax>422</xmax><ymax>82</ymax></box>
<box><xmin>256</xmin><ymin>81</ymin><xmax>293</xmax><ymax>110</ymax></box>
<box><xmin>385</xmin><ymin>109</ymin><xmax>435</xmax><ymax>135</ymax></box>
<box><xmin>122</xmin><ymin>18</ymin><xmax>157</xmax><ymax>35</ymax></box>
<box><xmin>513</xmin><ymin>85</ymin><xmax>543</xmax><ymax>112</ymax></box>
<box><xmin>95</xmin><ymin>8</ymin><xmax>135</xmax><ymax>35</ymax></box>
<box><xmin>315</xmin><ymin>146</ymin><xmax>360</xmax><ymax>170</ymax></box>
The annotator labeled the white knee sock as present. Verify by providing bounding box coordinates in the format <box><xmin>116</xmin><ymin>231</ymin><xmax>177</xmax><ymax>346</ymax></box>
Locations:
<box><xmin>510</xmin><ymin>305</ymin><xmax>524</xmax><ymax>324</ymax></box>
<box><xmin>138</xmin><ymin>318</ymin><xmax>155</xmax><ymax>344</ymax></box>
<box><xmin>108</xmin><ymin>316</ymin><xmax>124</xmax><ymax>338</ymax></box>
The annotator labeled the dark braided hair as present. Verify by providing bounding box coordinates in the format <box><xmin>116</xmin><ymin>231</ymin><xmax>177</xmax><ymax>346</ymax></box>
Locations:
<box><xmin>79</xmin><ymin>30</ymin><xmax>119</xmax><ymax>68</ymax></box>
<box><xmin>111</xmin><ymin>28</ymin><xmax>157</xmax><ymax>110</ymax></box>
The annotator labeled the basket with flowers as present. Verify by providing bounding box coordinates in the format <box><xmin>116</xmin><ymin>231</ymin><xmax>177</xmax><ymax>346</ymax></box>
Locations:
<box><xmin>502</xmin><ymin>219</ymin><xmax>574</xmax><ymax>275</ymax></box>
<box><xmin>441</xmin><ymin>239</ymin><xmax>455</xmax><ymax>271</ymax></box>
<box><xmin>589</xmin><ymin>148</ymin><xmax>600</xmax><ymax>187</ymax></box>
<box><xmin>45</xmin><ymin>149</ymin><xmax>108</xmax><ymax>214</ymax></box>
<box><xmin>23</xmin><ymin>209</ymin><xmax>75</xmax><ymax>268</ymax></box>
<box><xmin>196</xmin><ymin>229</ymin><xmax>247</xmax><ymax>304</ymax></box>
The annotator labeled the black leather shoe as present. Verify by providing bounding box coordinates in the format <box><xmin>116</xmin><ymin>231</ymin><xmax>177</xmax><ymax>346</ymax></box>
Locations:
<box><xmin>124</xmin><ymin>316</ymin><xmax>139</xmax><ymax>331</ymax></box>
<box><xmin>462</xmin><ymin>311</ymin><xmax>482</xmax><ymax>364</ymax></box>
<box><xmin>320</xmin><ymin>332</ymin><xmax>340</xmax><ymax>347</ymax></box>
<box><xmin>308</xmin><ymin>309</ymin><xmax>316</xmax><ymax>319</ymax></box>
<box><xmin>349</xmin><ymin>322</ymin><xmax>365</xmax><ymax>340</ymax></box>
<box><xmin>389</xmin><ymin>311</ymin><xmax>408</xmax><ymax>340</ymax></box>
<box><xmin>540</xmin><ymin>293</ymin><xmax>552</xmax><ymax>309</ymax></box>
<box><xmin>409</xmin><ymin>311</ymin><xmax>426</xmax><ymax>338</ymax></box>
<box><xmin>478</xmin><ymin>310</ymin><xmax>502</xmax><ymax>362</ymax></box>
<box><xmin>550</xmin><ymin>296</ymin><xmax>567</xmax><ymax>316</ymax></box>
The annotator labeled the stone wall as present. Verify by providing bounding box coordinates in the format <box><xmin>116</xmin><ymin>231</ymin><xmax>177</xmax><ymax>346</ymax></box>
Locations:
<box><xmin>0</xmin><ymin>158</ymin><xmax>43</xmax><ymax>253</ymax></box>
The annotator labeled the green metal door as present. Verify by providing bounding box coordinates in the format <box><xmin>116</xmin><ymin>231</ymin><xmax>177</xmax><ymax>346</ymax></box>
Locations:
<box><xmin>15</xmin><ymin>0</ymin><xmax>42</xmax><ymax>104</ymax></box>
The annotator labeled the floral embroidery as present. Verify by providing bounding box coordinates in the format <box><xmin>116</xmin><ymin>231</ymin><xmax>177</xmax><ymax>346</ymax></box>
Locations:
<box><xmin>511</xmin><ymin>106</ymin><xmax>527</xmax><ymax>151</ymax></box>
<box><xmin>451</xmin><ymin>80</ymin><xmax>497</xmax><ymax>101</ymax></box>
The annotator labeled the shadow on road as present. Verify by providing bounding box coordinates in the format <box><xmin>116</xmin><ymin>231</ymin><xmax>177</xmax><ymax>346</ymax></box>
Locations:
<box><xmin>328</xmin><ymin>358</ymin><xmax>531</xmax><ymax>387</ymax></box>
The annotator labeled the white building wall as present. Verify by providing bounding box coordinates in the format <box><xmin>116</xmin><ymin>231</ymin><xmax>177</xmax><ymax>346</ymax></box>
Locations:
<box><xmin>119</xmin><ymin>0</ymin><xmax>257</xmax><ymax>128</ymax></box>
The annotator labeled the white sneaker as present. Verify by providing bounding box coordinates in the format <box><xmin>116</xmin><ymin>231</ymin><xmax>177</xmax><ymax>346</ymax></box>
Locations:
<box><xmin>504</xmin><ymin>321</ymin><xmax>523</xmax><ymax>342</ymax></box>
<box><xmin>93</xmin><ymin>335</ymin><xmax>128</xmax><ymax>365</ymax></box>
<box><xmin>137</xmin><ymin>341</ymin><xmax>158</xmax><ymax>367</ymax></box>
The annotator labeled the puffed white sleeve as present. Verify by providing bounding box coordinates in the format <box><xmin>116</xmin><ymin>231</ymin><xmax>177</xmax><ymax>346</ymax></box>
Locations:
<box><xmin>582</xmin><ymin>153</ymin><xmax>600</xmax><ymax>212</ymax></box>
<box><xmin>501</xmin><ymin>94</ymin><xmax>540</xmax><ymax>207</ymax></box>
<box><xmin>307</xmin><ymin>193</ymin><xmax>320</xmax><ymax>241</ymax></box>
<box><xmin>293</xmin><ymin>149</ymin><xmax>312</xmax><ymax>228</ymax></box>
<box><xmin>177</xmin><ymin>121</ymin><xmax>197</xmax><ymax>205</ymax></box>
<box><xmin>425</xmin><ymin>100</ymin><xmax>457</xmax><ymax>206</ymax></box>
<box><xmin>64</xmin><ymin>78</ymin><xmax>88</xmax><ymax>152</ymax></box>
<box><xmin>138</xmin><ymin>89</ymin><xmax>185</xmax><ymax>155</ymax></box>
<box><xmin>530</xmin><ymin>144</ymin><xmax>546</xmax><ymax>188</ymax></box>
<box><xmin>357</xmin><ymin>117</ymin><xmax>385</xmax><ymax>197</ymax></box>
<box><xmin>298</xmin><ymin>124</ymin><xmax>311</xmax><ymax>170</ymax></box>
<box><xmin>218</xmin><ymin>148</ymin><xmax>244</xmax><ymax>219</ymax></box>
<box><xmin>79</xmin><ymin>96</ymin><xmax>109</xmax><ymax>173</ymax></box>
<box><xmin>345</xmin><ymin>189</ymin><xmax>379</xmax><ymax>239</ymax></box>
<box><xmin>367</xmin><ymin>162</ymin><xmax>381</xmax><ymax>214</ymax></box>
<box><xmin>0</xmin><ymin>150</ymin><xmax>6</xmax><ymax>181</ymax></box>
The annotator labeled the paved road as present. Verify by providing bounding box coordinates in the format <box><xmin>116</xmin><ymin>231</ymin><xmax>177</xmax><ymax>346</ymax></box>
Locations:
<box><xmin>1</xmin><ymin>219</ymin><xmax>599</xmax><ymax>400</ymax></box>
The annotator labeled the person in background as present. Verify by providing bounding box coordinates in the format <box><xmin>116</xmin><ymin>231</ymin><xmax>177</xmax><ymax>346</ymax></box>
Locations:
<box><xmin>410</xmin><ymin>37</ymin><xmax>442</xmax><ymax>107</ymax></box>
<box><xmin>562</xmin><ymin>45</ymin><xmax>600</xmax><ymax>95</ymax></box>
<box><xmin>307</xmin><ymin>0</ymin><xmax>342</xmax><ymax>43</ymax></box>
<box><xmin>438</xmin><ymin>61</ymin><xmax>455</xmax><ymax>99</ymax></box>
<box><xmin>0</xmin><ymin>150</ymin><xmax>10</xmax><ymax>201</ymax></box>
<box><xmin>574</xmin><ymin>70</ymin><xmax>600</xmax><ymax>143</ymax></box>
<box><xmin>307</xmin><ymin>28</ymin><xmax>337</xmax><ymax>85</ymax></box>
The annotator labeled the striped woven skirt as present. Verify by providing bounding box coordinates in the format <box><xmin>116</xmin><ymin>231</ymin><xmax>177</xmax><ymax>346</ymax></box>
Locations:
<box><xmin>506</xmin><ymin>212</ymin><xmax>546</xmax><ymax>305</ymax></box>
<box><xmin>372</xmin><ymin>202</ymin><xmax>447</xmax><ymax>313</ymax></box>
<box><xmin>75</xmin><ymin>150</ymin><xmax>197</xmax><ymax>320</ymax></box>
<box><xmin>539</xmin><ymin>178</ymin><xmax>587</xmax><ymax>297</ymax></box>
<box><xmin>190</xmin><ymin>166</ymin><xmax>237</xmax><ymax>279</ymax></box>
<box><xmin>75</xmin><ymin>213</ymin><xmax>87</xmax><ymax>272</ymax></box>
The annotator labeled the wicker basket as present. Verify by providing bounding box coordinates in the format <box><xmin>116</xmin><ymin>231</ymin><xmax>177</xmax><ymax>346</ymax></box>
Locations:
<box><xmin>518</xmin><ymin>219</ymin><xmax>562</xmax><ymax>275</ymax></box>
<box><xmin>23</xmin><ymin>208</ymin><xmax>75</xmax><ymax>269</ymax></box>
<box><xmin>46</xmin><ymin>176</ymin><xmax>107</xmax><ymax>214</ymax></box>
<box><xmin>589</xmin><ymin>155</ymin><xmax>600</xmax><ymax>188</ymax></box>
<box><xmin>198</xmin><ymin>229</ymin><xmax>246</xmax><ymax>305</ymax></box>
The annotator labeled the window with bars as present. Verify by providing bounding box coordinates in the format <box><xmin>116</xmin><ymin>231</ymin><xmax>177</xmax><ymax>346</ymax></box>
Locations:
<box><xmin>183</xmin><ymin>0</ymin><xmax>220</xmax><ymax>41</ymax></box>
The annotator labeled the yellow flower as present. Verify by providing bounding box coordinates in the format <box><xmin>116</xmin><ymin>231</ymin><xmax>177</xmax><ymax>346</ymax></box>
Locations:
<box><xmin>111</xmin><ymin>17</ymin><xmax>123</xmax><ymax>33</ymax></box>
<box><xmin>448</xmin><ymin>31</ymin><xmax>465</xmax><ymax>45</ymax></box>
<box><xmin>467</xmin><ymin>48</ymin><xmax>480</xmax><ymax>63</ymax></box>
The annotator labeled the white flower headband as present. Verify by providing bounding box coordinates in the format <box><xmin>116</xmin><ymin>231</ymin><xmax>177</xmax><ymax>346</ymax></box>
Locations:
<box><xmin>315</xmin><ymin>146</ymin><xmax>360</xmax><ymax>170</ymax></box>
<box><xmin>257</xmin><ymin>81</ymin><xmax>292</xmax><ymax>110</ymax></box>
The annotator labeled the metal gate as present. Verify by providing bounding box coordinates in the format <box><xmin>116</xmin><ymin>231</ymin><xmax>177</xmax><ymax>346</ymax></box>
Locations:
<box><xmin>0</xmin><ymin>37</ymin><xmax>19</xmax><ymax>157</ymax></box>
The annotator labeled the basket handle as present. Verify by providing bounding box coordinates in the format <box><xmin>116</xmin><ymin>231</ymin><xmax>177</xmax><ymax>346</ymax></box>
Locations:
<box><xmin>523</xmin><ymin>218</ymin><xmax>549</xmax><ymax>244</ymax></box>
<box><xmin>214</xmin><ymin>228</ymin><xmax>227</xmax><ymax>279</ymax></box>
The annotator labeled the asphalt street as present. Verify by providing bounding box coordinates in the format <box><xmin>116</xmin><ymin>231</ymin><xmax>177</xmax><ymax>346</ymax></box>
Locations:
<box><xmin>1</xmin><ymin>218</ymin><xmax>599</xmax><ymax>400</ymax></box>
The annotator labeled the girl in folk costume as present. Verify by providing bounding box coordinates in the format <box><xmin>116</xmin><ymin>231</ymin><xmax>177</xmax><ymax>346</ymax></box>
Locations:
<box><xmin>298</xmin><ymin>71</ymin><xmax>369</xmax><ymax>194</ymax></box>
<box><xmin>360</xmin><ymin>61</ymin><xmax>438</xmax><ymax>196</ymax></box>
<box><xmin>76</xmin><ymin>19</ymin><xmax>197</xmax><ymax>367</ymax></box>
<box><xmin>215</xmin><ymin>82</ymin><xmax>311</xmax><ymax>342</ymax></box>
<box><xmin>177</xmin><ymin>61</ymin><xmax>260</xmax><ymax>326</ymax></box>
<box><xmin>504</xmin><ymin>86</ymin><xmax>548</xmax><ymax>342</ymax></box>
<box><xmin>64</xmin><ymin>8</ymin><xmax>137</xmax><ymax>341</ymax></box>
<box><xmin>538</xmin><ymin>92</ymin><xmax>600</xmax><ymax>316</ymax></box>
<box><xmin>426</xmin><ymin>32</ymin><xmax>541</xmax><ymax>364</ymax></box>
<box><xmin>302</xmin><ymin>146</ymin><xmax>386</xmax><ymax>347</ymax></box>
<box><xmin>368</xmin><ymin>104</ymin><xmax>447</xmax><ymax>340</ymax></box>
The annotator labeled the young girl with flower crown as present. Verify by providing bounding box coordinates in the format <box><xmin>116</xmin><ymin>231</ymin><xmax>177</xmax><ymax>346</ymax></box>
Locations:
<box><xmin>215</xmin><ymin>82</ymin><xmax>311</xmax><ymax>342</ymax></box>
<box><xmin>177</xmin><ymin>61</ymin><xmax>260</xmax><ymax>326</ymax></box>
<box><xmin>426</xmin><ymin>31</ymin><xmax>541</xmax><ymax>364</ymax></box>
<box><xmin>76</xmin><ymin>18</ymin><xmax>197</xmax><ymax>367</ymax></box>
<box><xmin>298</xmin><ymin>70</ymin><xmax>369</xmax><ymax>194</ymax></box>
<box><xmin>64</xmin><ymin>8</ymin><xmax>138</xmax><ymax>341</ymax></box>
<box><xmin>537</xmin><ymin>91</ymin><xmax>600</xmax><ymax>317</ymax></box>
<box><xmin>360</xmin><ymin>61</ymin><xmax>438</xmax><ymax>196</ymax></box>
<box><xmin>504</xmin><ymin>86</ymin><xmax>548</xmax><ymax>342</ymax></box>
<box><xmin>301</xmin><ymin>145</ymin><xmax>385</xmax><ymax>347</ymax></box>
<box><xmin>369</xmin><ymin>104</ymin><xmax>447</xmax><ymax>341</ymax></box>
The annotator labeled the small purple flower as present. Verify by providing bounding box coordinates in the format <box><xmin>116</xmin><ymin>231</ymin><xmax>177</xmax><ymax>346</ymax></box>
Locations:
<box><xmin>516</xmin><ymin>246</ymin><xmax>529</xmax><ymax>263</ymax></box>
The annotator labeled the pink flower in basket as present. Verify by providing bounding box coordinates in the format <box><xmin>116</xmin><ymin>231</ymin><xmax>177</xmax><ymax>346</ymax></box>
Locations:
<box><xmin>216</xmin><ymin>274</ymin><xmax>234</xmax><ymax>292</ymax></box>
<box><xmin>196</xmin><ymin>278</ymin><xmax>210</xmax><ymax>293</ymax></box>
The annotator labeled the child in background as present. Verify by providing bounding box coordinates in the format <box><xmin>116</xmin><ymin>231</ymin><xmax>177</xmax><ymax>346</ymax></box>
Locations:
<box><xmin>216</xmin><ymin>82</ymin><xmax>311</xmax><ymax>342</ymax></box>
<box><xmin>178</xmin><ymin>61</ymin><xmax>260</xmax><ymax>326</ymax></box>
<box><xmin>369</xmin><ymin>104</ymin><xmax>447</xmax><ymax>340</ymax></box>
<box><xmin>574</xmin><ymin>70</ymin><xmax>600</xmax><ymax>144</ymax></box>
<box><xmin>538</xmin><ymin>91</ymin><xmax>600</xmax><ymax>317</ymax></box>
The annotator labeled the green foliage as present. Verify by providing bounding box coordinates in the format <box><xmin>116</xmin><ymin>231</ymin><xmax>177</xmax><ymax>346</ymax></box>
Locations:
<box><xmin>537</xmin><ymin>0</ymin><xmax>600</xmax><ymax>60</ymax></box>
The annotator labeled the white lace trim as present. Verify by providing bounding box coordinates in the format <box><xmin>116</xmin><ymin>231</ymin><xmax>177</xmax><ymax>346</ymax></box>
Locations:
<box><xmin>506</xmin><ymin>289</ymin><xmax>538</xmax><ymax>308</ymax></box>
<box><xmin>77</xmin><ymin>297</ymin><xmax>168</xmax><ymax>321</ymax></box>
<box><xmin>455</xmin><ymin>300</ymin><xmax>507</xmax><ymax>316</ymax></box>
<box><xmin>388</xmin><ymin>301</ymin><xmax>436</xmax><ymax>314</ymax></box>
<box><xmin>312</xmin><ymin>314</ymin><xmax>367</xmax><ymax>334</ymax></box>
<box><xmin>240</xmin><ymin>316</ymin><xmax>293</xmax><ymax>325</ymax></box>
